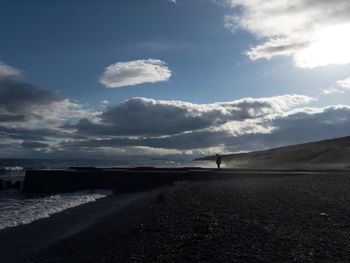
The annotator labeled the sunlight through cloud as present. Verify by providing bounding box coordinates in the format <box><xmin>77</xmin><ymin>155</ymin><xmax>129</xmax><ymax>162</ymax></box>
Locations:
<box><xmin>222</xmin><ymin>0</ymin><xmax>350</xmax><ymax>68</ymax></box>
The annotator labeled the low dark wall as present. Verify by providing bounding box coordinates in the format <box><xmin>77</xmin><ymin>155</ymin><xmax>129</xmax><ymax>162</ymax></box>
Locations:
<box><xmin>23</xmin><ymin>167</ymin><xmax>322</xmax><ymax>194</ymax></box>
<box><xmin>23</xmin><ymin>168</ymin><xmax>202</xmax><ymax>194</ymax></box>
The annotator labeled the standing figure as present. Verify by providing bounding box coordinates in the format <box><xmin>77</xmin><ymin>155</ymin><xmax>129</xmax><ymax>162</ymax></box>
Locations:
<box><xmin>216</xmin><ymin>154</ymin><xmax>222</xmax><ymax>169</ymax></box>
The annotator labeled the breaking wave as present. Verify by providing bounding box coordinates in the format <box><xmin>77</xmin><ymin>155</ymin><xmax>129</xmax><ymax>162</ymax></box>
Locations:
<box><xmin>0</xmin><ymin>190</ymin><xmax>113</xmax><ymax>230</ymax></box>
<box><xmin>0</xmin><ymin>166</ymin><xmax>23</xmax><ymax>171</ymax></box>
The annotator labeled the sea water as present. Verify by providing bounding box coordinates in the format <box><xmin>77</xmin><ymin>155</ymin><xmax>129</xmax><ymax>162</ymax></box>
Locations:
<box><xmin>0</xmin><ymin>189</ymin><xmax>113</xmax><ymax>230</ymax></box>
<box><xmin>0</xmin><ymin>158</ymin><xmax>211</xmax><ymax>230</ymax></box>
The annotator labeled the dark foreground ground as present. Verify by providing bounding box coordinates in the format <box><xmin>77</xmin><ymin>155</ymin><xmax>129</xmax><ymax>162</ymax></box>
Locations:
<box><xmin>2</xmin><ymin>170</ymin><xmax>350</xmax><ymax>262</ymax></box>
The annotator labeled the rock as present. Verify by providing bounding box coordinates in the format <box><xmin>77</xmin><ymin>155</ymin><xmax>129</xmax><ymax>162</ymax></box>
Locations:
<box><xmin>0</xmin><ymin>179</ymin><xmax>4</xmax><ymax>190</ymax></box>
<box><xmin>13</xmin><ymin>180</ymin><xmax>23</xmax><ymax>190</ymax></box>
<box><xmin>4</xmin><ymin>180</ymin><xmax>13</xmax><ymax>190</ymax></box>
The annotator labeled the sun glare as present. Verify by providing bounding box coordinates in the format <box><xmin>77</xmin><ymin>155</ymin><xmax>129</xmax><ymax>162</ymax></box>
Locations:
<box><xmin>295</xmin><ymin>24</ymin><xmax>350</xmax><ymax>68</ymax></box>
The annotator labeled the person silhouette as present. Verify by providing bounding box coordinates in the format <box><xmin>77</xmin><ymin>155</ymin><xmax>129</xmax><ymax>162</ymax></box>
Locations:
<box><xmin>216</xmin><ymin>154</ymin><xmax>222</xmax><ymax>169</ymax></box>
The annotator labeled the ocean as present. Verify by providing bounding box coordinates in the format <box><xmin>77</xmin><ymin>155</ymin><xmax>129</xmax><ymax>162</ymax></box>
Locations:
<box><xmin>0</xmin><ymin>158</ymin><xmax>212</xmax><ymax>231</ymax></box>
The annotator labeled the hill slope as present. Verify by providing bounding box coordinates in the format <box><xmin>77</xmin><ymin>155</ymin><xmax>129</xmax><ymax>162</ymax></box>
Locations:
<box><xmin>197</xmin><ymin>136</ymin><xmax>350</xmax><ymax>169</ymax></box>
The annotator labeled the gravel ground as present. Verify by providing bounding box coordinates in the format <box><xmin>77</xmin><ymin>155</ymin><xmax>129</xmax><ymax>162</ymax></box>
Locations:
<box><xmin>2</xmin><ymin>171</ymin><xmax>350</xmax><ymax>262</ymax></box>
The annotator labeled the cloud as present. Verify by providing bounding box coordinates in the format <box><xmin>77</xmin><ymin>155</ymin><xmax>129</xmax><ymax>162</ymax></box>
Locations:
<box><xmin>1</xmin><ymin>71</ymin><xmax>349</xmax><ymax>158</ymax></box>
<box><xmin>1</xmin><ymin>60</ymin><xmax>349</xmax><ymax>157</ymax></box>
<box><xmin>0</xmin><ymin>79</ymin><xmax>61</xmax><ymax>125</ymax></box>
<box><xmin>21</xmin><ymin>141</ymin><xmax>49</xmax><ymax>149</ymax></box>
<box><xmin>0</xmin><ymin>125</ymin><xmax>81</xmax><ymax>141</ymax></box>
<box><xmin>101</xmin><ymin>99</ymin><xmax>109</xmax><ymax>105</ymax></box>
<box><xmin>68</xmin><ymin>95</ymin><xmax>312</xmax><ymax>137</ymax></box>
<box><xmin>56</xmin><ymin>94</ymin><xmax>315</xmax><ymax>156</ymax></box>
<box><xmin>337</xmin><ymin>78</ymin><xmax>350</xmax><ymax>89</ymax></box>
<box><xmin>60</xmin><ymin>104</ymin><xmax>350</xmax><ymax>155</ymax></box>
<box><xmin>241</xmin><ymin>105</ymin><xmax>350</xmax><ymax>150</ymax></box>
<box><xmin>0</xmin><ymin>61</ymin><xmax>98</xmax><ymax>128</ymax></box>
<box><xmin>99</xmin><ymin>59</ymin><xmax>172</xmax><ymax>88</ymax></box>
<box><xmin>207</xmin><ymin>105</ymin><xmax>350</xmax><ymax>152</ymax></box>
<box><xmin>322</xmin><ymin>76</ymin><xmax>350</xmax><ymax>94</ymax></box>
<box><xmin>247</xmin><ymin>38</ymin><xmax>310</xmax><ymax>61</ymax></box>
<box><xmin>0</xmin><ymin>62</ymin><xmax>22</xmax><ymax>79</ymax></box>
<box><xmin>56</xmin><ymin>145</ymin><xmax>187</xmax><ymax>158</ymax></box>
<box><xmin>221</xmin><ymin>0</ymin><xmax>350</xmax><ymax>68</ymax></box>
<box><xmin>0</xmin><ymin>61</ymin><xmax>98</xmax><ymax>147</ymax></box>
<box><xmin>60</xmin><ymin>130</ymin><xmax>228</xmax><ymax>151</ymax></box>
<box><xmin>57</xmin><ymin>94</ymin><xmax>350</xmax><ymax>155</ymax></box>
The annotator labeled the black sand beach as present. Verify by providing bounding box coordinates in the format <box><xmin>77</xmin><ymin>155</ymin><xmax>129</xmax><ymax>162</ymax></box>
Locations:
<box><xmin>2</xmin><ymin>170</ymin><xmax>350</xmax><ymax>262</ymax></box>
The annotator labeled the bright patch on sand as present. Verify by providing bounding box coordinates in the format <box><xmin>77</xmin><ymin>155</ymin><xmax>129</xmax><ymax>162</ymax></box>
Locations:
<box><xmin>0</xmin><ymin>190</ymin><xmax>113</xmax><ymax>230</ymax></box>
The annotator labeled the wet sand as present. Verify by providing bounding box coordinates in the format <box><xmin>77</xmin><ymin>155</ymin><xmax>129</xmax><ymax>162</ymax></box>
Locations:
<box><xmin>2</xmin><ymin>170</ymin><xmax>350</xmax><ymax>262</ymax></box>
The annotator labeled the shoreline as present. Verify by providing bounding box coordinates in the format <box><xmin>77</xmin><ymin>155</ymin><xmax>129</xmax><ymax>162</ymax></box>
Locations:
<box><xmin>0</xmin><ymin>187</ymin><xmax>169</xmax><ymax>262</ymax></box>
<box><xmin>2</xmin><ymin>170</ymin><xmax>350</xmax><ymax>262</ymax></box>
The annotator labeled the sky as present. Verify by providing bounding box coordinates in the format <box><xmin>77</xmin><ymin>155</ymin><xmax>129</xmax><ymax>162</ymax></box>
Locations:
<box><xmin>1</xmin><ymin>0</ymin><xmax>350</xmax><ymax>158</ymax></box>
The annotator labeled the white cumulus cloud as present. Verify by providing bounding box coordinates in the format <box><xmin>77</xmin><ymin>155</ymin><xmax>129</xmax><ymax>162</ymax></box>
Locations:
<box><xmin>99</xmin><ymin>59</ymin><xmax>172</xmax><ymax>88</ymax></box>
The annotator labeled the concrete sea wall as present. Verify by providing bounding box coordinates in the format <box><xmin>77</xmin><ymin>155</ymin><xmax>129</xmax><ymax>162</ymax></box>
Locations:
<box><xmin>23</xmin><ymin>167</ymin><xmax>324</xmax><ymax>194</ymax></box>
<box><xmin>23</xmin><ymin>167</ymin><xmax>207</xmax><ymax>194</ymax></box>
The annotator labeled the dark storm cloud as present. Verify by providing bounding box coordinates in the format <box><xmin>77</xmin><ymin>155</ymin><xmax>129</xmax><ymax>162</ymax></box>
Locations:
<box><xmin>0</xmin><ymin>78</ymin><xmax>63</xmax><ymax>121</ymax></box>
<box><xmin>0</xmin><ymin>73</ymin><xmax>68</xmax><ymax>142</ymax></box>
<box><xmin>222</xmin><ymin>106</ymin><xmax>350</xmax><ymax>152</ymax></box>
<box><xmin>0</xmin><ymin>125</ymin><xmax>79</xmax><ymax>141</ymax></box>
<box><xmin>267</xmin><ymin>106</ymin><xmax>350</xmax><ymax>144</ymax></box>
<box><xmin>0</xmin><ymin>61</ymin><xmax>97</xmax><ymax>148</ymax></box>
<box><xmin>0</xmin><ymin>114</ymin><xmax>26</xmax><ymax>123</ymax></box>
<box><xmin>60</xmin><ymin>129</ymin><xmax>228</xmax><ymax>151</ymax></box>
<box><xmin>21</xmin><ymin>141</ymin><xmax>49</xmax><ymax>149</ymax></box>
<box><xmin>60</xmin><ymin>105</ymin><xmax>350</xmax><ymax>153</ymax></box>
<box><xmin>70</xmin><ymin>96</ymin><xmax>311</xmax><ymax>137</ymax></box>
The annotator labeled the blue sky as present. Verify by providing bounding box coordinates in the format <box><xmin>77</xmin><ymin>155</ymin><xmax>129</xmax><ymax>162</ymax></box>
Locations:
<box><xmin>1</xmin><ymin>0</ymin><xmax>350</xmax><ymax>158</ymax></box>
